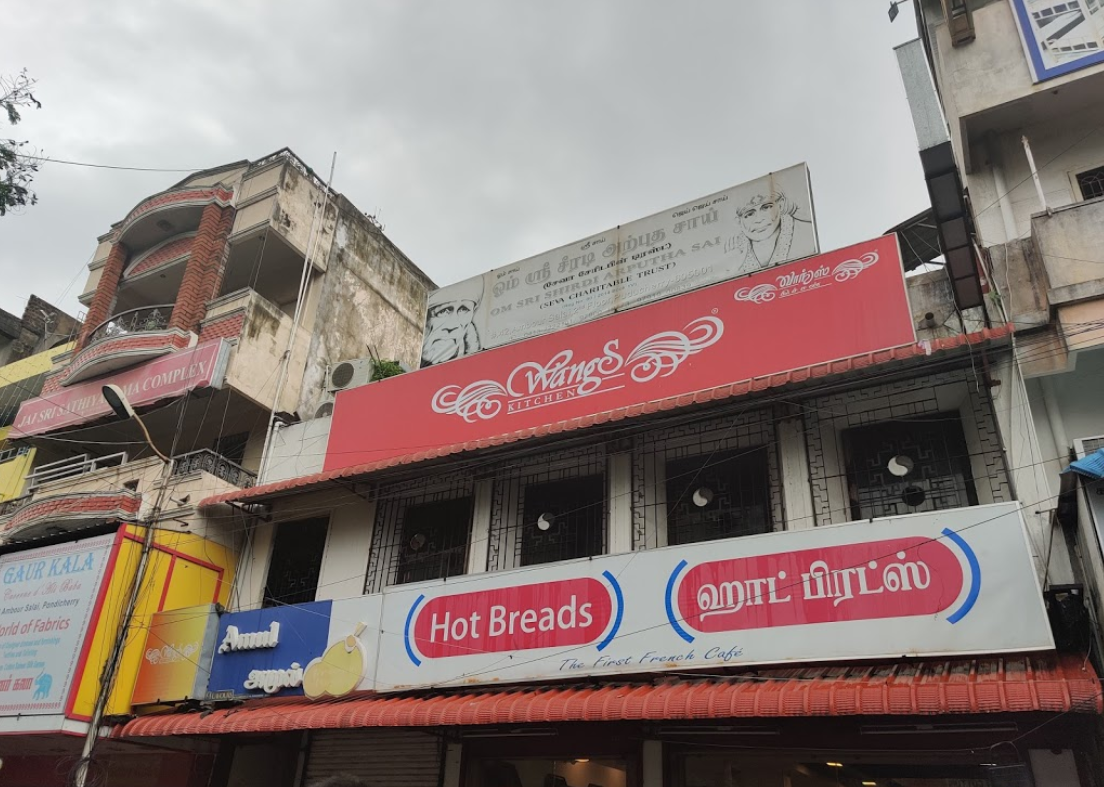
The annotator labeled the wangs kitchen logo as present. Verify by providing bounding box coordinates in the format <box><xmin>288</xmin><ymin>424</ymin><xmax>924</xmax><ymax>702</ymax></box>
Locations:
<box><xmin>431</xmin><ymin>316</ymin><xmax>723</xmax><ymax>422</ymax></box>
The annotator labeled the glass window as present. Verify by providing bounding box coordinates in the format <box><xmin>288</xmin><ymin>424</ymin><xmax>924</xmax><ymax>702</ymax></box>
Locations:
<box><xmin>1076</xmin><ymin>164</ymin><xmax>1104</xmax><ymax>200</ymax></box>
<box><xmin>666</xmin><ymin>448</ymin><xmax>772</xmax><ymax>546</ymax></box>
<box><xmin>673</xmin><ymin>752</ymin><xmax>1019</xmax><ymax>787</ymax></box>
<box><xmin>520</xmin><ymin>474</ymin><xmax>605</xmax><ymax>566</ymax></box>
<box><xmin>262</xmin><ymin>517</ymin><xmax>328</xmax><ymax>607</ymax></box>
<box><xmin>842</xmin><ymin>413</ymin><xmax>978</xmax><ymax>521</ymax></box>
<box><xmin>395</xmin><ymin>496</ymin><xmax>473</xmax><ymax>584</ymax></box>
<box><xmin>468</xmin><ymin>757</ymin><xmax>627</xmax><ymax>787</ymax></box>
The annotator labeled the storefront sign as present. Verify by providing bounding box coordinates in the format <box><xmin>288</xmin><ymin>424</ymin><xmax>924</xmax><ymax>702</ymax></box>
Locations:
<box><xmin>9</xmin><ymin>340</ymin><xmax>230</xmax><ymax>438</ymax></box>
<box><xmin>131</xmin><ymin>605</ymin><xmax>218</xmax><ymax>705</ymax></box>
<box><xmin>329</xmin><ymin>235</ymin><xmax>912</xmax><ymax>472</ymax></box>
<box><xmin>419</xmin><ymin>164</ymin><xmax>818</xmax><ymax>368</ymax></box>
<box><xmin>206</xmin><ymin>602</ymin><xmax>333</xmax><ymax>699</ymax></box>
<box><xmin>371</xmin><ymin>503</ymin><xmax>1050</xmax><ymax>690</ymax></box>
<box><xmin>0</xmin><ymin>534</ymin><xmax>113</xmax><ymax>715</ymax></box>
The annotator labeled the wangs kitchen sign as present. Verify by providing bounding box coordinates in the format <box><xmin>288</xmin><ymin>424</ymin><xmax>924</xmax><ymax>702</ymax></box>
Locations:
<box><xmin>326</xmin><ymin>235</ymin><xmax>915</xmax><ymax>473</ymax></box>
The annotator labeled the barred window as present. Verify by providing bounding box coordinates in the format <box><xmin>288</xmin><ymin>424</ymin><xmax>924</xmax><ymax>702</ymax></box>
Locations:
<box><xmin>665</xmin><ymin>448</ymin><xmax>772</xmax><ymax>546</ymax></box>
<box><xmin>1076</xmin><ymin>165</ymin><xmax>1104</xmax><ymax>200</ymax></box>
<box><xmin>520</xmin><ymin>474</ymin><xmax>605</xmax><ymax>566</ymax></box>
<box><xmin>395</xmin><ymin>497</ymin><xmax>473</xmax><ymax>585</ymax></box>
<box><xmin>263</xmin><ymin>517</ymin><xmax>328</xmax><ymax>607</ymax></box>
<box><xmin>842</xmin><ymin>414</ymin><xmax>978</xmax><ymax>520</ymax></box>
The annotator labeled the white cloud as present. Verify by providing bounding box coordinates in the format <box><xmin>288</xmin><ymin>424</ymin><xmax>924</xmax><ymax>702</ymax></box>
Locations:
<box><xmin>0</xmin><ymin>0</ymin><xmax>928</xmax><ymax>317</ymax></box>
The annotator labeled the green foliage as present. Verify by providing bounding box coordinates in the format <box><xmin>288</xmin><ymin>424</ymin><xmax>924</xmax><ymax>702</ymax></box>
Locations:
<box><xmin>1</xmin><ymin>69</ymin><xmax>42</xmax><ymax>217</ymax></box>
<box><xmin>370</xmin><ymin>359</ymin><xmax>405</xmax><ymax>382</ymax></box>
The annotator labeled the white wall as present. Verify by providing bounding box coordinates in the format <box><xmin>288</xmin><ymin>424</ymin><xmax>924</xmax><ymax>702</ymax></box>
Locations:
<box><xmin>967</xmin><ymin>111</ymin><xmax>1104</xmax><ymax>247</ymax></box>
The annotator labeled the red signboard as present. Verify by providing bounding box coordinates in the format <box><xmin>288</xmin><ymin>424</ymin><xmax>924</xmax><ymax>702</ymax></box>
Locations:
<box><xmin>675</xmin><ymin>537</ymin><xmax>964</xmax><ymax>633</ymax></box>
<box><xmin>9</xmin><ymin>340</ymin><xmax>229</xmax><ymax>438</ymax></box>
<box><xmin>411</xmin><ymin>577</ymin><xmax>615</xmax><ymax>659</ymax></box>
<box><xmin>326</xmin><ymin>236</ymin><xmax>914</xmax><ymax>472</ymax></box>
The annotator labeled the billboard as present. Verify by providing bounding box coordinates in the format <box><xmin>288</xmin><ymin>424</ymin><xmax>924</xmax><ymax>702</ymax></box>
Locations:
<box><xmin>1011</xmin><ymin>0</ymin><xmax>1104</xmax><ymax>82</ymax></box>
<box><xmin>326</xmin><ymin>234</ymin><xmax>914</xmax><ymax>473</ymax></box>
<box><xmin>9</xmin><ymin>339</ymin><xmax>230</xmax><ymax>438</ymax></box>
<box><xmin>201</xmin><ymin>504</ymin><xmax>1053</xmax><ymax>698</ymax></box>
<box><xmin>131</xmin><ymin>605</ymin><xmax>219</xmax><ymax>705</ymax></box>
<box><xmin>420</xmin><ymin>164</ymin><xmax>818</xmax><ymax>368</ymax></box>
<box><xmin>0</xmin><ymin>534</ymin><xmax>114</xmax><ymax>715</ymax></box>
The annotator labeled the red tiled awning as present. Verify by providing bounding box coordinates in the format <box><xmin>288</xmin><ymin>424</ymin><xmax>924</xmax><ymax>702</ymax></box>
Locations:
<box><xmin>118</xmin><ymin>654</ymin><xmax>1100</xmax><ymax>738</ymax></box>
<box><xmin>200</xmin><ymin>325</ymin><xmax>1015</xmax><ymax>509</ymax></box>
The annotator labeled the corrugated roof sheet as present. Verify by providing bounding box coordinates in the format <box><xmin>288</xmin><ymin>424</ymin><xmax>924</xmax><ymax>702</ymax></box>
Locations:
<box><xmin>118</xmin><ymin>652</ymin><xmax>1098</xmax><ymax>737</ymax></box>
<box><xmin>1066</xmin><ymin>449</ymin><xmax>1104</xmax><ymax>481</ymax></box>
<box><xmin>201</xmin><ymin>325</ymin><xmax>1014</xmax><ymax>509</ymax></box>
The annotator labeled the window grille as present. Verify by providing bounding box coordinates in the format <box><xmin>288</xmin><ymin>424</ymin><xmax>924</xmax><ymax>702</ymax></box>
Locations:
<box><xmin>519</xmin><ymin>475</ymin><xmax>605</xmax><ymax>566</ymax></box>
<box><xmin>365</xmin><ymin>472</ymin><xmax>474</xmax><ymax>592</ymax></box>
<box><xmin>666</xmin><ymin>447</ymin><xmax>772</xmax><ymax>546</ymax></box>
<box><xmin>1076</xmin><ymin>165</ymin><xmax>1104</xmax><ymax>200</ymax></box>
<box><xmin>804</xmin><ymin>370</ymin><xmax>1011</xmax><ymax>526</ymax></box>
<box><xmin>395</xmin><ymin>497</ymin><xmax>473</xmax><ymax>584</ymax></box>
<box><xmin>488</xmin><ymin>442</ymin><xmax>607</xmax><ymax>571</ymax></box>
<box><xmin>632</xmin><ymin>408</ymin><xmax>781</xmax><ymax>550</ymax></box>
<box><xmin>263</xmin><ymin>517</ymin><xmax>328</xmax><ymax>607</ymax></box>
<box><xmin>843</xmin><ymin>414</ymin><xmax>978</xmax><ymax>520</ymax></box>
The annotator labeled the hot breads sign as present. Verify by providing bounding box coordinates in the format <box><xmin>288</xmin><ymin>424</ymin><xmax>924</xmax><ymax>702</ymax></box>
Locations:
<box><xmin>199</xmin><ymin>504</ymin><xmax>1052</xmax><ymax>699</ymax></box>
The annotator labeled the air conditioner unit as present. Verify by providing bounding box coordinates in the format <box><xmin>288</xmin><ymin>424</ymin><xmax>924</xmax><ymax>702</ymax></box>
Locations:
<box><xmin>326</xmin><ymin>358</ymin><xmax>374</xmax><ymax>393</ymax></box>
<box><xmin>943</xmin><ymin>0</ymin><xmax>975</xmax><ymax>47</ymax></box>
<box><xmin>314</xmin><ymin>394</ymin><xmax>335</xmax><ymax>420</ymax></box>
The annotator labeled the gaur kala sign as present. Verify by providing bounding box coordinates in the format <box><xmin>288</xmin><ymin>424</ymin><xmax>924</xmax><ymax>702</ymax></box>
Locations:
<box><xmin>326</xmin><ymin>235</ymin><xmax>913</xmax><ymax>472</ymax></box>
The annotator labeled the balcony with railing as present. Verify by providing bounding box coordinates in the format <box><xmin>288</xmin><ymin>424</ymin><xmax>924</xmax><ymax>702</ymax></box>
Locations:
<box><xmin>0</xmin><ymin>448</ymin><xmax>256</xmax><ymax>544</ymax></box>
<box><xmin>62</xmin><ymin>304</ymin><xmax>193</xmax><ymax>386</ymax></box>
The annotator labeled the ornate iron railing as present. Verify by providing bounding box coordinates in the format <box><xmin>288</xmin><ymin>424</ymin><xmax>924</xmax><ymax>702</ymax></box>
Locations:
<box><xmin>86</xmin><ymin>304</ymin><xmax>174</xmax><ymax>346</ymax></box>
<box><xmin>172</xmin><ymin>450</ymin><xmax>256</xmax><ymax>489</ymax></box>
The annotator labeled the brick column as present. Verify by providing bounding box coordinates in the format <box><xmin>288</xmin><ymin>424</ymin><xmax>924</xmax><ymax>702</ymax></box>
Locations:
<box><xmin>169</xmin><ymin>202</ymin><xmax>234</xmax><ymax>332</ymax></box>
<box><xmin>76</xmin><ymin>241</ymin><xmax>128</xmax><ymax>351</ymax></box>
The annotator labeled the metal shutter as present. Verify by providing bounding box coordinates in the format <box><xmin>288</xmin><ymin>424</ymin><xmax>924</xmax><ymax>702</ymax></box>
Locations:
<box><xmin>302</xmin><ymin>729</ymin><xmax>442</xmax><ymax>787</ymax></box>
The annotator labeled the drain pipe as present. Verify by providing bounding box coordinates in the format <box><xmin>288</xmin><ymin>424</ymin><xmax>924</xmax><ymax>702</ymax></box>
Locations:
<box><xmin>258</xmin><ymin>153</ymin><xmax>337</xmax><ymax>481</ymax></box>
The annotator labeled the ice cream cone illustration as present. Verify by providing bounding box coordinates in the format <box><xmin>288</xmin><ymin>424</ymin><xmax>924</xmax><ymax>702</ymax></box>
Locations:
<box><xmin>303</xmin><ymin>622</ymin><xmax>368</xmax><ymax>699</ymax></box>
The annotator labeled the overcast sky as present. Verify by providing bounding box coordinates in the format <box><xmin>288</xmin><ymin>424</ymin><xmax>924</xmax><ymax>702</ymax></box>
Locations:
<box><xmin>1</xmin><ymin>1</ymin><xmax>926</xmax><ymax>319</ymax></box>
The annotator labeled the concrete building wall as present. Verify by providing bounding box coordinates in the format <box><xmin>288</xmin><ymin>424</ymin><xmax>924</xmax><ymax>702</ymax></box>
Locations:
<box><xmin>965</xmin><ymin>112</ymin><xmax>1104</xmax><ymax>247</ymax></box>
<box><xmin>296</xmin><ymin>199</ymin><xmax>434</xmax><ymax>419</ymax></box>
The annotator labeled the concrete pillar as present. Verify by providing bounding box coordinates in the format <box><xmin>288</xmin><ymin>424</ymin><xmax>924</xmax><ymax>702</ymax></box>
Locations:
<box><xmin>778</xmin><ymin>414</ymin><xmax>814</xmax><ymax>530</ymax></box>
<box><xmin>641</xmin><ymin>740</ymin><xmax>663</xmax><ymax>787</ymax></box>
<box><xmin>170</xmin><ymin>202</ymin><xmax>234</xmax><ymax>332</ymax></box>
<box><xmin>467</xmin><ymin>479</ymin><xmax>494</xmax><ymax>574</ymax></box>
<box><xmin>76</xmin><ymin>241</ymin><xmax>128</xmax><ymax>350</ymax></box>
<box><xmin>442</xmin><ymin>742</ymin><xmax>463</xmax><ymax>787</ymax></box>
<box><xmin>608</xmin><ymin>451</ymin><xmax>633</xmax><ymax>554</ymax></box>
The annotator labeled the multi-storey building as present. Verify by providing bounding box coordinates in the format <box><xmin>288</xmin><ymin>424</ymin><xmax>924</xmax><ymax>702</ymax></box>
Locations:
<box><xmin>0</xmin><ymin>295</ymin><xmax>80</xmax><ymax>502</ymax></box>
<box><xmin>108</xmin><ymin>161</ymin><xmax>1100</xmax><ymax>786</ymax></box>
<box><xmin>894</xmin><ymin>0</ymin><xmax>1104</xmax><ymax>664</ymax></box>
<box><xmin>0</xmin><ymin>149</ymin><xmax>433</xmax><ymax>786</ymax></box>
